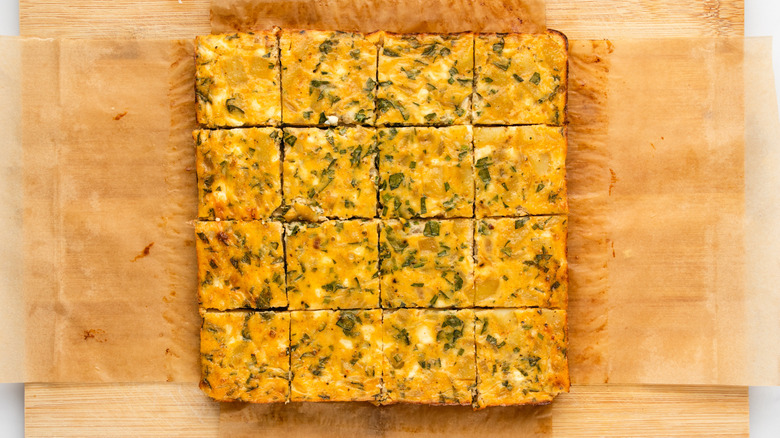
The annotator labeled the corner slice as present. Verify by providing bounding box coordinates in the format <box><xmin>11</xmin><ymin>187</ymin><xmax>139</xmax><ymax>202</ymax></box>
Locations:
<box><xmin>475</xmin><ymin>216</ymin><xmax>568</xmax><ymax>308</ymax></box>
<box><xmin>379</xmin><ymin>219</ymin><xmax>474</xmax><ymax>308</ymax></box>
<box><xmin>474</xmin><ymin>126</ymin><xmax>567</xmax><ymax>217</ymax></box>
<box><xmin>195</xmin><ymin>128</ymin><xmax>282</xmax><ymax>221</ymax></box>
<box><xmin>285</xmin><ymin>220</ymin><xmax>380</xmax><ymax>310</ymax></box>
<box><xmin>378</xmin><ymin>126</ymin><xmax>473</xmax><ymax>218</ymax></box>
<box><xmin>281</xmin><ymin>30</ymin><xmax>379</xmax><ymax>125</ymax></box>
<box><xmin>196</xmin><ymin>221</ymin><xmax>286</xmax><ymax>310</ymax></box>
<box><xmin>475</xmin><ymin>309</ymin><xmax>569</xmax><ymax>407</ymax></box>
<box><xmin>290</xmin><ymin>309</ymin><xmax>382</xmax><ymax>402</ymax></box>
<box><xmin>376</xmin><ymin>33</ymin><xmax>473</xmax><ymax>125</ymax></box>
<box><xmin>282</xmin><ymin>127</ymin><xmax>377</xmax><ymax>220</ymax></box>
<box><xmin>382</xmin><ymin>309</ymin><xmax>475</xmax><ymax>405</ymax></box>
<box><xmin>200</xmin><ymin>311</ymin><xmax>290</xmax><ymax>403</ymax></box>
<box><xmin>474</xmin><ymin>32</ymin><xmax>567</xmax><ymax>125</ymax></box>
<box><xmin>195</xmin><ymin>31</ymin><xmax>281</xmax><ymax>128</ymax></box>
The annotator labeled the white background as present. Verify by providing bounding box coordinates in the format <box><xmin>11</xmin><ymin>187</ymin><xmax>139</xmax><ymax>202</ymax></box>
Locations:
<box><xmin>0</xmin><ymin>0</ymin><xmax>777</xmax><ymax>436</ymax></box>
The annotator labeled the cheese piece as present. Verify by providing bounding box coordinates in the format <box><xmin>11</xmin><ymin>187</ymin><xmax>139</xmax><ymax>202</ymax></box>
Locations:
<box><xmin>290</xmin><ymin>309</ymin><xmax>382</xmax><ymax>402</ymax></box>
<box><xmin>200</xmin><ymin>311</ymin><xmax>290</xmax><ymax>403</ymax></box>
<box><xmin>285</xmin><ymin>220</ymin><xmax>380</xmax><ymax>309</ymax></box>
<box><xmin>474</xmin><ymin>125</ymin><xmax>567</xmax><ymax>217</ymax></box>
<box><xmin>475</xmin><ymin>216</ymin><xmax>568</xmax><ymax>308</ymax></box>
<box><xmin>378</xmin><ymin>126</ymin><xmax>473</xmax><ymax>218</ymax></box>
<box><xmin>376</xmin><ymin>33</ymin><xmax>473</xmax><ymax>125</ymax></box>
<box><xmin>195</xmin><ymin>31</ymin><xmax>281</xmax><ymax>128</ymax></box>
<box><xmin>283</xmin><ymin>127</ymin><xmax>377</xmax><ymax>219</ymax></box>
<box><xmin>380</xmin><ymin>219</ymin><xmax>474</xmax><ymax>308</ymax></box>
<box><xmin>196</xmin><ymin>221</ymin><xmax>286</xmax><ymax>310</ymax></box>
<box><xmin>382</xmin><ymin>309</ymin><xmax>476</xmax><ymax>405</ymax></box>
<box><xmin>474</xmin><ymin>309</ymin><xmax>569</xmax><ymax>407</ymax></box>
<box><xmin>195</xmin><ymin>127</ymin><xmax>282</xmax><ymax>221</ymax></box>
<box><xmin>281</xmin><ymin>30</ymin><xmax>378</xmax><ymax>125</ymax></box>
<box><xmin>473</xmin><ymin>32</ymin><xmax>567</xmax><ymax>125</ymax></box>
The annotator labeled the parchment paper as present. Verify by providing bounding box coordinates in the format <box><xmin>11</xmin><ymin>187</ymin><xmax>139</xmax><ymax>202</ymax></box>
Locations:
<box><xmin>0</xmin><ymin>3</ymin><xmax>778</xmax><ymax>392</ymax></box>
<box><xmin>9</xmin><ymin>37</ymin><xmax>200</xmax><ymax>382</ymax></box>
<box><xmin>210</xmin><ymin>0</ymin><xmax>546</xmax><ymax>34</ymax></box>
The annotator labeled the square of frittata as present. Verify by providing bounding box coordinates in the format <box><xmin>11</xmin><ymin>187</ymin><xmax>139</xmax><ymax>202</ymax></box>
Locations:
<box><xmin>473</xmin><ymin>32</ymin><xmax>567</xmax><ymax>125</ymax></box>
<box><xmin>195</xmin><ymin>128</ymin><xmax>282</xmax><ymax>221</ymax></box>
<box><xmin>474</xmin><ymin>126</ymin><xmax>567</xmax><ymax>217</ymax></box>
<box><xmin>281</xmin><ymin>30</ymin><xmax>378</xmax><ymax>126</ymax></box>
<box><xmin>285</xmin><ymin>220</ymin><xmax>380</xmax><ymax>309</ymax></box>
<box><xmin>382</xmin><ymin>309</ymin><xmax>476</xmax><ymax>405</ymax></box>
<box><xmin>196</xmin><ymin>221</ymin><xmax>286</xmax><ymax>310</ymax></box>
<box><xmin>200</xmin><ymin>311</ymin><xmax>290</xmax><ymax>403</ymax></box>
<box><xmin>475</xmin><ymin>309</ymin><xmax>569</xmax><ymax>407</ymax></box>
<box><xmin>282</xmin><ymin>127</ymin><xmax>377</xmax><ymax>220</ymax></box>
<box><xmin>196</xmin><ymin>31</ymin><xmax>281</xmax><ymax>128</ymax></box>
<box><xmin>376</xmin><ymin>33</ymin><xmax>473</xmax><ymax>125</ymax></box>
<box><xmin>379</xmin><ymin>219</ymin><xmax>474</xmax><ymax>308</ymax></box>
<box><xmin>290</xmin><ymin>309</ymin><xmax>382</xmax><ymax>402</ymax></box>
<box><xmin>475</xmin><ymin>216</ymin><xmax>567</xmax><ymax>308</ymax></box>
<box><xmin>378</xmin><ymin>126</ymin><xmax>473</xmax><ymax>218</ymax></box>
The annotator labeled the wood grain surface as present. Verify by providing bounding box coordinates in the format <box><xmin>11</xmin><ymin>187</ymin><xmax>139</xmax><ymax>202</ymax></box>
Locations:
<box><xmin>24</xmin><ymin>383</ymin><xmax>749</xmax><ymax>437</ymax></box>
<box><xmin>19</xmin><ymin>0</ymin><xmax>744</xmax><ymax>39</ymax></box>
<box><xmin>19</xmin><ymin>0</ymin><xmax>748</xmax><ymax>435</ymax></box>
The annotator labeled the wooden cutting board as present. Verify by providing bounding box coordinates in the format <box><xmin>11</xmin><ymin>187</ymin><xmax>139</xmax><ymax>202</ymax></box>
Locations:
<box><xmin>18</xmin><ymin>0</ymin><xmax>748</xmax><ymax>436</ymax></box>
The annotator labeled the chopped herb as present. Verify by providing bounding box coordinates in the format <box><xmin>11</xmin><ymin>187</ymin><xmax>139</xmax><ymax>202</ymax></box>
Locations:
<box><xmin>492</xmin><ymin>60</ymin><xmax>510</xmax><ymax>71</ymax></box>
<box><xmin>350</xmin><ymin>146</ymin><xmax>363</xmax><ymax>167</ymax></box>
<box><xmin>382</xmin><ymin>48</ymin><xmax>400</xmax><ymax>57</ymax></box>
<box><xmin>421</xmin><ymin>44</ymin><xmax>438</xmax><ymax>57</ymax></box>
<box><xmin>475</xmin><ymin>156</ymin><xmax>492</xmax><ymax>168</ymax></box>
<box><xmin>376</xmin><ymin>98</ymin><xmax>394</xmax><ymax>113</ymax></box>
<box><xmin>336</xmin><ymin>312</ymin><xmax>359</xmax><ymax>337</ymax></box>
<box><xmin>492</xmin><ymin>40</ymin><xmax>504</xmax><ymax>53</ymax></box>
<box><xmin>515</xmin><ymin>218</ymin><xmax>529</xmax><ymax>229</ymax></box>
<box><xmin>388</xmin><ymin>173</ymin><xmax>404</xmax><ymax>189</ymax></box>
<box><xmin>486</xmin><ymin>334</ymin><xmax>506</xmax><ymax>349</ymax></box>
<box><xmin>423</xmin><ymin>221</ymin><xmax>440</xmax><ymax>237</ymax></box>
<box><xmin>529</xmin><ymin>72</ymin><xmax>541</xmax><ymax>85</ymax></box>
<box><xmin>400</xmin><ymin>67</ymin><xmax>420</xmax><ymax>79</ymax></box>
<box><xmin>512</xmin><ymin>73</ymin><xmax>524</xmax><ymax>83</ymax></box>
<box><xmin>354</xmin><ymin>109</ymin><xmax>368</xmax><ymax>123</ymax></box>
<box><xmin>478</xmin><ymin>167</ymin><xmax>491</xmax><ymax>183</ymax></box>
<box><xmin>452</xmin><ymin>273</ymin><xmax>463</xmax><ymax>291</ymax></box>
<box><xmin>364</xmin><ymin>77</ymin><xmax>377</xmax><ymax>92</ymax></box>
<box><xmin>319</xmin><ymin>39</ymin><xmax>336</xmax><ymax>54</ymax></box>
<box><xmin>283</xmin><ymin>133</ymin><xmax>297</xmax><ymax>146</ymax></box>
<box><xmin>323</xmin><ymin>281</ymin><xmax>348</xmax><ymax>292</ymax></box>
<box><xmin>393</xmin><ymin>326</ymin><xmax>411</xmax><ymax>345</ymax></box>
<box><xmin>500</xmin><ymin>246</ymin><xmax>512</xmax><ymax>257</ymax></box>
<box><xmin>420</xmin><ymin>197</ymin><xmax>427</xmax><ymax>214</ymax></box>
<box><xmin>225</xmin><ymin>98</ymin><xmax>244</xmax><ymax>115</ymax></box>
